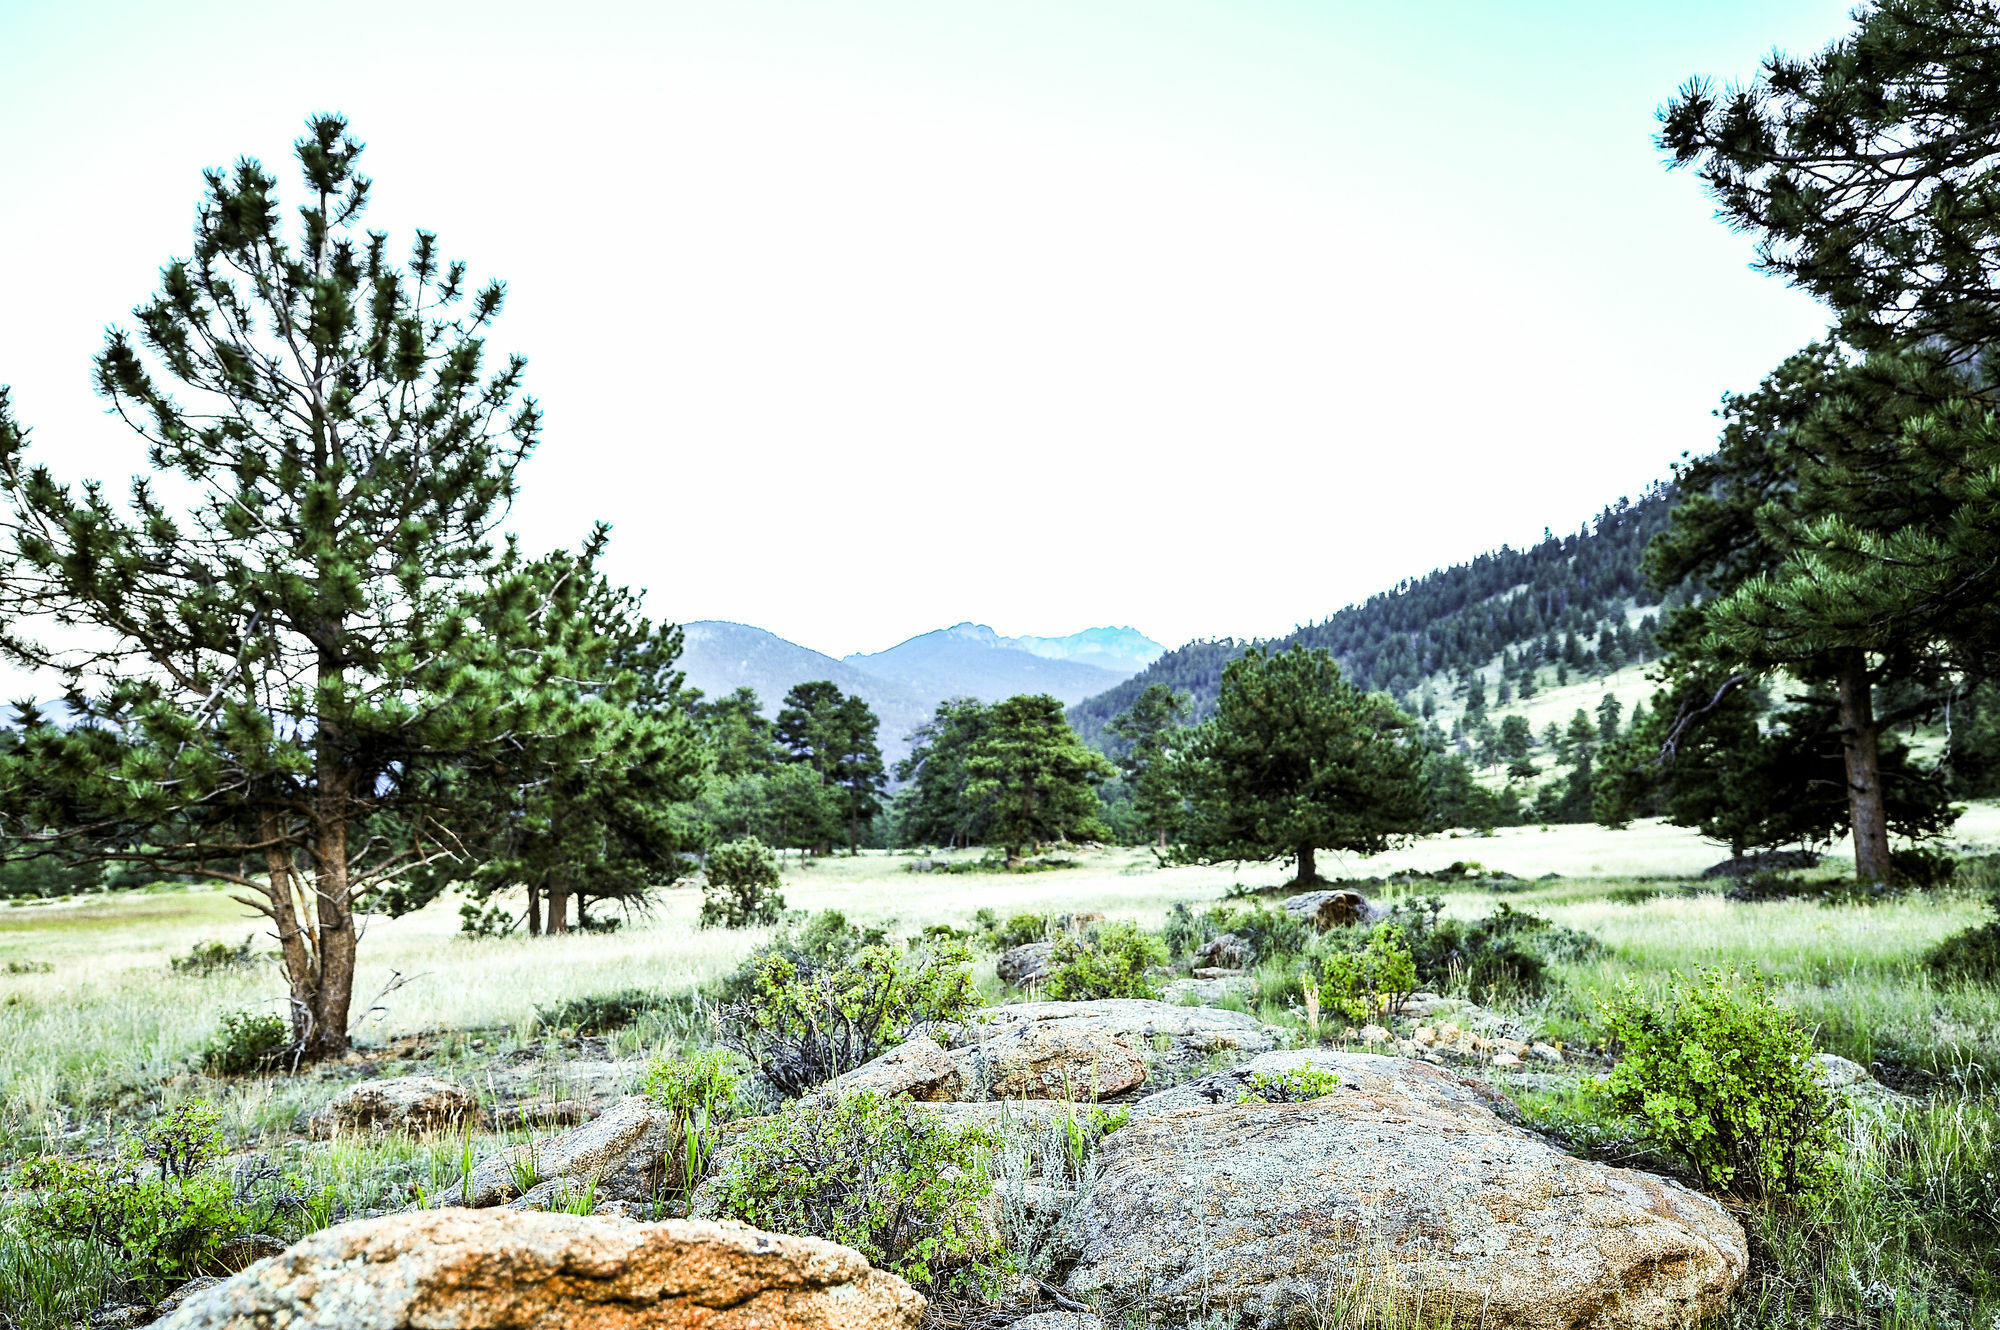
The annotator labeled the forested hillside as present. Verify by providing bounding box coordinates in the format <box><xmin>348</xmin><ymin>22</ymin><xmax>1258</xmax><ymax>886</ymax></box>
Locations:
<box><xmin>1072</xmin><ymin>487</ymin><xmax>1681</xmax><ymax>747</ymax></box>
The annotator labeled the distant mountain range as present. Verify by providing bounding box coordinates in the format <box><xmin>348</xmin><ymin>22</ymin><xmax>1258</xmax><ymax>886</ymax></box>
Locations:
<box><xmin>676</xmin><ymin>621</ymin><xmax>1163</xmax><ymax>763</ymax></box>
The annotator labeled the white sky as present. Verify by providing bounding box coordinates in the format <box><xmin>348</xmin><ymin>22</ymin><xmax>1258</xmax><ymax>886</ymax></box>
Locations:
<box><xmin>0</xmin><ymin>0</ymin><xmax>1850</xmax><ymax>659</ymax></box>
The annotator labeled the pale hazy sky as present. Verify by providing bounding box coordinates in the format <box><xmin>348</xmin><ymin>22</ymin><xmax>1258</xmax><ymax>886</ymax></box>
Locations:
<box><xmin>0</xmin><ymin>0</ymin><xmax>1850</xmax><ymax>659</ymax></box>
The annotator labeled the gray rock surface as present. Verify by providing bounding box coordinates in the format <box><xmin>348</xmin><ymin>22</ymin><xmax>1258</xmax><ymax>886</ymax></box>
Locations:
<box><xmin>307</xmin><ymin>1076</ymin><xmax>481</xmax><ymax>1138</ymax></box>
<box><xmin>1280</xmin><ymin>889</ymin><xmax>1379</xmax><ymax>931</ymax></box>
<box><xmin>465</xmin><ymin>1096</ymin><xmax>678</xmax><ymax>1208</ymax></box>
<box><xmin>952</xmin><ymin>1019</ymin><xmax>1146</xmax><ymax>1101</ymax></box>
<box><xmin>1127</xmin><ymin>1049</ymin><xmax>1507</xmax><ymax>1121</ymax></box>
<box><xmin>947</xmin><ymin>1000</ymin><xmax>1278</xmax><ymax>1086</ymax></box>
<box><xmin>823</xmin><ymin>1035</ymin><xmax>961</xmax><ymax>1102</ymax></box>
<box><xmin>145</xmin><ymin>1210</ymin><xmax>926</xmax><ymax>1330</ymax></box>
<box><xmin>997</xmin><ymin>941</ymin><xmax>1056</xmax><ymax>988</ymax></box>
<box><xmin>1067</xmin><ymin>1055</ymin><xmax>1748</xmax><ymax>1329</ymax></box>
<box><xmin>1160</xmin><ymin>975</ymin><xmax>1252</xmax><ymax>1006</ymax></box>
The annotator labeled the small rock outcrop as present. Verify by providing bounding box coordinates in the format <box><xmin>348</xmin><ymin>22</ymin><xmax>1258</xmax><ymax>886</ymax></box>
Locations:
<box><xmin>997</xmin><ymin>941</ymin><xmax>1055</xmax><ymax>988</ymax></box>
<box><xmin>1068</xmin><ymin>1051</ymin><xmax>1747</xmax><ymax>1330</ymax></box>
<box><xmin>146</xmin><ymin>1210</ymin><xmax>926</xmax><ymax>1330</ymax></box>
<box><xmin>465</xmin><ymin>1097</ymin><xmax>678</xmax><ymax>1208</ymax></box>
<box><xmin>823</xmin><ymin>1035</ymin><xmax>961</xmax><ymax>1102</ymax></box>
<box><xmin>1126</xmin><ymin>1049</ymin><xmax>1508</xmax><ymax>1121</ymax></box>
<box><xmin>1813</xmin><ymin>1052</ymin><xmax>1906</xmax><ymax>1108</ymax></box>
<box><xmin>307</xmin><ymin>1076</ymin><xmax>481</xmax><ymax>1139</ymax></box>
<box><xmin>1195</xmin><ymin>933</ymin><xmax>1249</xmax><ymax>969</ymax></box>
<box><xmin>955</xmin><ymin>1020</ymin><xmax>1146</xmax><ymax>1100</ymax></box>
<box><xmin>947</xmin><ymin>1001</ymin><xmax>1277</xmax><ymax>1083</ymax></box>
<box><xmin>1279</xmin><ymin>889</ymin><xmax>1378</xmax><ymax>931</ymax></box>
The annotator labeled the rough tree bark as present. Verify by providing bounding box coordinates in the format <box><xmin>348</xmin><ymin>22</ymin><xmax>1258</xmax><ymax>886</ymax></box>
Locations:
<box><xmin>1836</xmin><ymin>650</ymin><xmax>1893</xmax><ymax>885</ymax></box>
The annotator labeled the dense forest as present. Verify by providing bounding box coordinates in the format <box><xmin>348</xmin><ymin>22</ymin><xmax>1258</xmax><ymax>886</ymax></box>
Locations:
<box><xmin>1071</xmin><ymin>488</ymin><xmax>1681</xmax><ymax>750</ymax></box>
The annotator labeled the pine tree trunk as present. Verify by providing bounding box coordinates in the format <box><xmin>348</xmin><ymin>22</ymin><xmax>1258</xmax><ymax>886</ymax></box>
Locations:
<box><xmin>260</xmin><ymin>829</ymin><xmax>318</xmax><ymax>1059</ymax></box>
<box><xmin>849</xmin><ymin>808</ymin><xmax>860</xmax><ymax>856</ymax></box>
<box><xmin>1837</xmin><ymin>651</ymin><xmax>1893</xmax><ymax>885</ymax></box>
<box><xmin>306</xmin><ymin>795</ymin><xmax>356</xmax><ymax>1060</ymax></box>
<box><xmin>546</xmin><ymin>879</ymin><xmax>571</xmax><ymax>935</ymax></box>
<box><xmin>1296</xmin><ymin>843</ymin><xmax>1318</xmax><ymax>885</ymax></box>
<box><xmin>526</xmin><ymin>886</ymin><xmax>543</xmax><ymax>936</ymax></box>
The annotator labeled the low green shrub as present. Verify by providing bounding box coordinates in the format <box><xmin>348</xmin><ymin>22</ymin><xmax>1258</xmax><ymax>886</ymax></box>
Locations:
<box><xmin>14</xmin><ymin>1103</ymin><xmax>306</xmax><ymax>1303</ymax></box>
<box><xmin>642</xmin><ymin>1050</ymin><xmax>743</xmax><ymax>1202</ymax></box>
<box><xmin>1595</xmin><ymin>968</ymin><xmax>1840</xmax><ymax>1200</ymax></box>
<box><xmin>201</xmin><ymin>1010</ymin><xmax>289</xmax><ymax>1075</ymax></box>
<box><xmin>1176</xmin><ymin>902</ymin><xmax>1314</xmax><ymax>968</ymax></box>
<box><xmin>535</xmin><ymin>988</ymin><xmax>667</xmax><ymax>1035</ymax></box>
<box><xmin>1042</xmin><ymin>922</ymin><xmax>1167</xmax><ymax>1001</ymax></box>
<box><xmin>1311</xmin><ymin>923</ymin><xmax>1417</xmax><ymax>1021</ymax></box>
<box><xmin>1239</xmin><ymin>1067</ymin><xmax>1341</xmax><ymax>1103</ymax></box>
<box><xmin>1378</xmin><ymin>897</ymin><xmax>1593</xmax><ymax>1002</ymax></box>
<box><xmin>973</xmin><ymin>909</ymin><xmax>1053</xmax><ymax>951</ymax></box>
<box><xmin>707</xmin><ymin>1090</ymin><xmax>995</xmax><ymax>1289</ymax></box>
<box><xmin>169</xmin><ymin>936</ymin><xmax>259</xmax><ymax>975</ymax></box>
<box><xmin>699</xmin><ymin>838</ymin><xmax>786</xmax><ymax>929</ymax></box>
<box><xmin>722</xmin><ymin>937</ymin><xmax>978</xmax><ymax>1095</ymax></box>
<box><xmin>1926</xmin><ymin>892</ymin><xmax>2000</xmax><ymax>984</ymax></box>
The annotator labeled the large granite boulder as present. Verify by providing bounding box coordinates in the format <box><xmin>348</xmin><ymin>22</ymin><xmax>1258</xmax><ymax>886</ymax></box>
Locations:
<box><xmin>307</xmin><ymin>1076</ymin><xmax>481</xmax><ymax>1139</ymax></box>
<box><xmin>1126</xmin><ymin>1048</ymin><xmax>1507</xmax><ymax>1121</ymax></box>
<box><xmin>1066</xmin><ymin>1052</ymin><xmax>1747</xmax><ymax>1329</ymax></box>
<box><xmin>145</xmin><ymin>1210</ymin><xmax>924</xmax><ymax>1330</ymax></box>
<box><xmin>465</xmin><ymin>1096</ymin><xmax>678</xmax><ymax>1208</ymax></box>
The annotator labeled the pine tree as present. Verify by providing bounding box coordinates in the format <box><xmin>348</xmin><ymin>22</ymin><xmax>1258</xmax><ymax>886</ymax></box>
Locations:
<box><xmin>894</xmin><ymin>698</ymin><xmax>993</xmax><ymax>849</ymax></box>
<box><xmin>1173</xmin><ymin>646</ymin><xmax>1427</xmax><ymax>885</ymax></box>
<box><xmin>962</xmin><ymin>695</ymin><xmax>1113</xmax><ymax>864</ymax></box>
<box><xmin>0</xmin><ymin>117</ymin><xmax>560</xmax><ymax>1059</ymax></box>
<box><xmin>692</xmin><ymin>687</ymin><xmax>779</xmax><ymax>778</ymax></box>
<box><xmin>774</xmin><ymin>681</ymin><xmax>885</xmax><ymax>853</ymax></box>
<box><xmin>1107</xmin><ymin>683</ymin><xmax>1192</xmax><ymax>849</ymax></box>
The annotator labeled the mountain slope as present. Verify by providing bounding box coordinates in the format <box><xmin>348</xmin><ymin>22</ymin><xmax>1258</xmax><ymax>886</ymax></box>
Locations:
<box><xmin>676</xmin><ymin>622</ymin><xmax>935</xmax><ymax>762</ymax></box>
<box><xmin>842</xmin><ymin>624</ymin><xmax>1133</xmax><ymax>707</ymax></box>
<box><xmin>1070</xmin><ymin>487</ymin><xmax>1681</xmax><ymax>746</ymax></box>
<box><xmin>1006</xmin><ymin>626</ymin><xmax>1164</xmax><ymax>672</ymax></box>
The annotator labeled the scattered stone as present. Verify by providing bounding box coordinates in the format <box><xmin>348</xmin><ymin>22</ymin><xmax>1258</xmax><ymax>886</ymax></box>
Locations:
<box><xmin>1529</xmin><ymin>1042</ymin><xmax>1565</xmax><ymax>1063</ymax></box>
<box><xmin>1492</xmin><ymin>1050</ymin><xmax>1523</xmax><ymax>1068</ymax></box>
<box><xmin>997</xmin><ymin>941</ymin><xmax>1055</xmax><ymax>988</ymax></box>
<box><xmin>1358</xmin><ymin>1024</ymin><xmax>1391</xmax><ymax>1044</ymax></box>
<box><xmin>824</xmin><ymin>1035</ymin><xmax>960</xmax><ymax>1102</ymax></box>
<box><xmin>465</xmin><ymin>1097</ymin><xmax>678</xmax><ymax>1208</ymax></box>
<box><xmin>1396</xmin><ymin>991</ymin><xmax>1462</xmax><ymax>1019</ymax></box>
<box><xmin>590</xmin><ymin>1199</ymin><xmax>649</xmax><ymax>1220</ymax></box>
<box><xmin>1279</xmin><ymin>889</ymin><xmax>1379</xmax><ymax>931</ymax></box>
<box><xmin>307</xmin><ymin>1076</ymin><xmax>481</xmax><ymax>1139</ymax></box>
<box><xmin>146</xmin><ymin>1210</ymin><xmax>926</xmax><ymax>1330</ymax></box>
<box><xmin>1067</xmin><ymin>1057</ymin><xmax>1748</xmax><ymax>1329</ymax></box>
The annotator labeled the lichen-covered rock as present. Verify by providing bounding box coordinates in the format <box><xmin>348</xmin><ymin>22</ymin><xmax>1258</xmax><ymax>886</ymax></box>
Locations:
<box><xmin>307</xmin><ymin>1076</ymin><xmax>481</xmax><ymax>1138</ymax></box>
<box><xmin>1813</xmin><ymin>1052</ymin><xmax>1906</xmax><ymax>1108</ymax></box>
<box><xmin>1279</xmin><ymin>889</ymin><xmax>1379</xmax><ymax>931</ymax></box>
<box><xmin>948</xmin><ymin>1000</ymin><xmax>1277</xmax><ymax>1084</ymax></box>
<box><xmin>1160</xmin><ymin>975</ymin><xmax>1251</xmax><ymax>1007</ymax></box>
<box><xmin>145</xmin><ymin>1210</ymin><xmax>925</xmax><ymax>1330</ymax></box>
<box><xmin>1196</xmin><ymin>933</ymin><xmax>1249</xmax><ymax>969</ymax></box>
<box><xmin>1066</xmin><ymin>1058</ymin><xmax>1747</xmax><ymax>1330</ymax></box>
<box><xmin>952</xmin><ymin>1020</ymin><xmax>1145</xmax><ymax>1100</ymax></box>
<box><xmin>1126</xmin><ymin>1049</ymin><xmax>1507</xmax><ymax>1122</ymax></box>
<box><xmin>823</xmin><ymin>1035</ymin><xmax>961</xmax><ymax>1102</ymax></box>
<box><xmin>997</xmin><ymin>941</ymin><xmax>1055</xmax><ymax>989</ymax></box>
<box><xmin>465</xmin><ymin>1096</ymin><xmax>677</xmax><ymax>1208</ymax></box>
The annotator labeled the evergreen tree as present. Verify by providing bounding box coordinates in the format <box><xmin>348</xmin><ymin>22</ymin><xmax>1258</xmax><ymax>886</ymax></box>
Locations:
<box><xmin>962</xmin><ymin>694</ymin><xmax>1113</xmax><ymax>864</ymax></box>
<box><xmin>1595</xmin><ymin>694</ymin><xmax>1623</xmax><ymax>747</ymax></box>
<box><xmin>424</xmin><ymin>536</ymin><xmax>707</xmax><ymax>936</ymax></box>
<box><xmin>894</xmin><ymin>698</ymin><xmax>992</xmax><ymax>849</ymax></box>
<box><xmin>0</xmin><ymin>117</ymin><xmax>559</xmax><ymax>1059</ymax></box>
<box><xmin>1173</xmin><ymin>646</ymin><xmax>1427</xmax><ymax>885</ymax></box>
<box><xmin>692</xmin><ymin>687</ymin><xmax>779</xmax><ymax>778</ymax></box>
<box><xmin>1564</xmin><ymin>709</ymin><xmax>1598</xmax><ymax>764</ymax></box>
<box><xmin>1107</xmin><ymin>683</ymin><xmax>1192</xmax><ymax>848</ymax></box>
<box><xmin>774</xmin><ymin>681</ymin><xmax>885</xmax><ymax>854</ymax></box>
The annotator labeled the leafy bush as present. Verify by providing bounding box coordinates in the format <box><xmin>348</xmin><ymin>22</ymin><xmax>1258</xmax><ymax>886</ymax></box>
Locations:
<box><xmin>1174</xmin><ymin>902</ymin><xmax>1313</xmax><ymax>968</ymax></box>
<box><xmin>700</xmin><ymin>838</ymin><xmax>786</xmax><ymax>929</ymax></box>
<box><xmin>642</xmin><ymin>1050</ymin><xmax>743</xmax><ymax>1202</ymax></box>
<box><xmin>201</xmin><ymin>1010</ymin><xmax>289</xmax><ymax>1075</ymax></box>
<box><xmin>15</xmin><ymin>1103</ymin><xmax>305</xmax><ymax>1302</ymax></box>
<box><xmin>1042</xmin><ymin>922</ymin><xmax>1168</xmax><ymax>1001</ymax></box>
<box><xmin>722</xmin><ymin>937</ymin><xmax>978</xmax><ymax>1095</ymax></box>
<box><xmin>535</xmin><ymin>988</ymin><xmax>668</xmax><ymax>1035</ymax></box>
<box><xmin>708</xmin><ymin>1090</ymin><xmax>995</xmax><ymax>1289</ymax></box>
<box><xmin>1313</xmin><ymin>923</ymin><xmax>1417</xmax><ymax>1021</ymax></box>
<box><xmin>1239</xmin><ymin>1067</ymin><xmax>1341</xmax><ymax>1103</ymax></box>
<box><xmin>1377</xmin><ymin>897</ymin><xmax>1592</xmax><ymax>1001</ymax></box>
<box><xmin>1891</xmin><ymin>845</ymin><xmax>1958</xmax><ymax>890</ymax></box>
<box><xmin>1926</xmin><ymin>892</ymin><xmax>2000</xmax><ymax>983</ymax></box>
<box><xmin>1595</xmin><ymin>969</ymin><xmax>1839</xmax><ymax>1199</ymax></box>
<box><xmin>974</xmin><ymin>909</ymin><xmax>1052</xmax><ymax>951</ymax></box>
<box><xmin>169</xmin><ymin>936</ymin><xmax>259</xmax><ymax>975</ymax></box>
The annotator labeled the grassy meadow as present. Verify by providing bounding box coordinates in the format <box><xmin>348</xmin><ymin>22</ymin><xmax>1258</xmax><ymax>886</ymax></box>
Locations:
<box><xmin>1</xmin><ymin>814</ymin><xmax>1997</xmax><ymax>1328</ymax></box>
